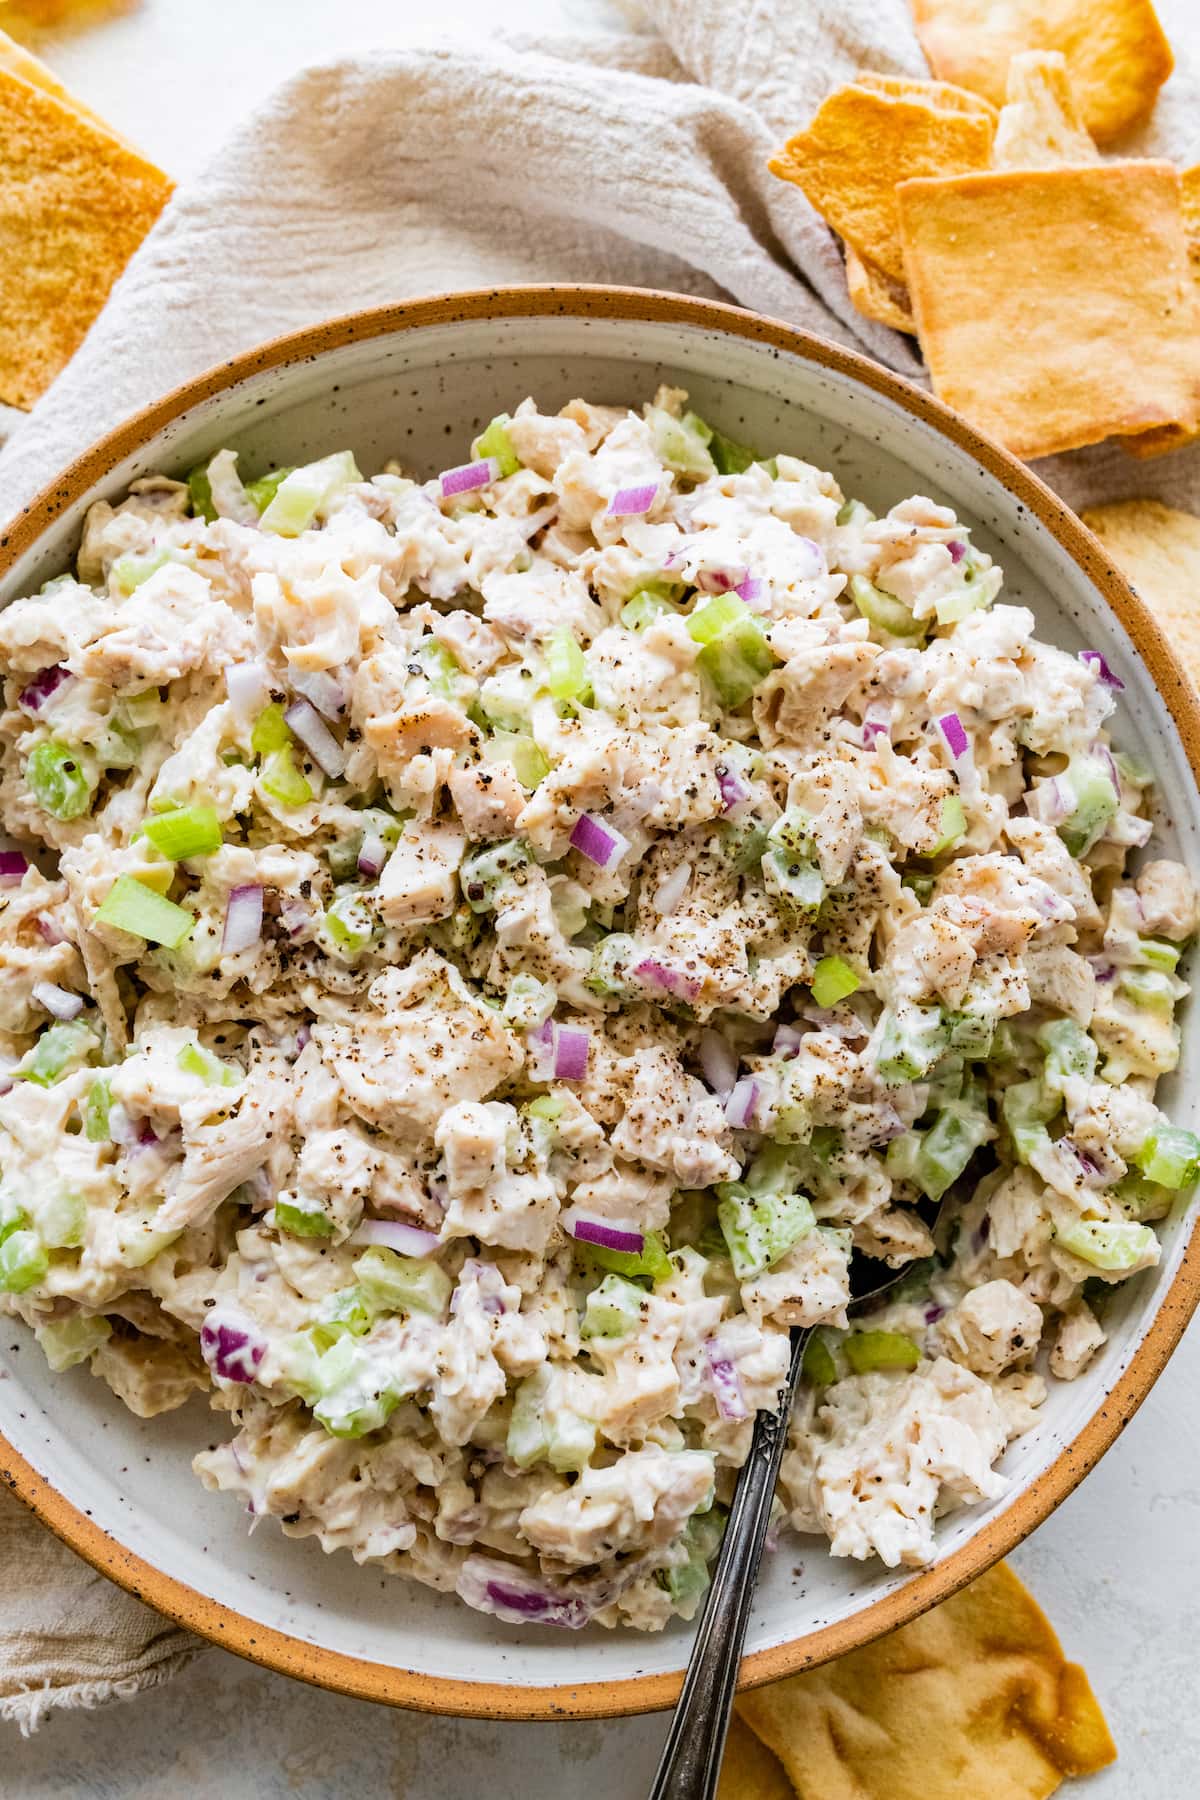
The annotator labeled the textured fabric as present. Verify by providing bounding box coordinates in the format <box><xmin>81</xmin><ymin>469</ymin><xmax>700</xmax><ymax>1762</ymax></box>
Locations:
<box><xmin>0</xmin><ymin>0</ymin><xmax>1195</xmax><ymax>1731</ymax></box>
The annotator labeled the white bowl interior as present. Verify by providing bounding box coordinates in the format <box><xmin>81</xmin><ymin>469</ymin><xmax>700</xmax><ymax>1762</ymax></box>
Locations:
<box><xmin>2</xmin><ymin>308</ymin><xmax>1197</xmax><ymax>1703</ymax></box>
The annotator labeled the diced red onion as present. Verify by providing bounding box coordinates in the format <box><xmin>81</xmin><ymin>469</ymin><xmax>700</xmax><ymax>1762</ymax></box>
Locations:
<box><xmin>222</xmin><ymin>884</ymin><xmax>264</xmax><ymax>956</ymax></box>
<box><xmin>554</xmin><ymin>1025</ymin><xmax>590</xmax><ymax>1082</ymax></box>
<box><xmin>1079</xmin><ymin>651</ymin><xmax>1124</xmax><ymax>692</ymax></box>
<box><xmin>705</xmin><ymin>1338</ymin><xmax>748</xmax><ymax>1421</ymax></box>
<box><xmin>1032</xmin><ymin>776</ymin><xmax>1070</xmax><ymax>824</ymax></box>
<box><xmin>526</xmin><ymin>1016</ymin><xmax>556</xmax><ymax>1081</ymax></box>
<box><xmin>31</xmin><ymin>981</ymin><xmax>83</xmax><ymax>1020</ymax></box>
<box><xmin>352</xmin><ymin>1217</ymin><xmax>441</xmax><ymax>1258</ymax></box>
<box><xmin>277</xmin><ymin>896</ymin><xmax>311</xmax><ymax>940</ymax></box>
<box><xmin>35</xmin><ymin>911</ymin><xmax>65</xmax><ymax>943</ymax></box>
<box><xmin>564</xmin><ymin>1209</ymin><xmax>644</xmax><ymax>1255</ymax></box>
<box><xmin>861</xmin><ymin>702</ymin><xmax>892</xmax><ymax>749</ymax></box>
<box><xmin>633</xmin><ymin>957</ymin><xmax>702</xmax><ymax>1003</ymax></box>
<box><xmin>295</xmin><ymin>1022</ymin><xmax>312</xmax><ymax>1054</ymax></box>
<box><xmin>569</xmin><ymin>812</ymin><xmax>629</xmax><ymax>871</ymax></box>
<box><xmin>291</xmin><ymin>667</ymin><xmax>346</xmax><ymax>719</ymax></box>
<box><xmin>1091</xmin><ymin>741</ymin><xmax>1121</xmax><ymax>794</ymax></box>
<box><xmin>357</xmin><ymin>832</ymin><xmax>387</xmax><ymax>878</ymax></box>
<box><xmin>225</xmin><ymin>661</ymin><xmax>268</xmax><ymax>723</ymax></box>
<box><xmin>284</xmin><ymin>697</ymin><xmax>346</xmax><ymax>779</ymax></box>
<box><xmin>199</xmin><ymin>1308</ymin><xmax>267</xmax><ymax>1384</ymax></box>
<box><xmin>716</xmin><ymin>763</ymin><xmax>751</xmax><ymax>813</ymax></box>
<box><xmin>924</xmin><ymin>1301</ymin><xmax>946</xmax><ymax>1323</ymax></box>
<box><xmin>457</xmin><ymin>1555</ymin><xmax>591</xmax><ymax>1630</ymax></box>
<box><xmin>653</xmin><ymin>861</ymin><xmax>692</xmax><ymax>916</ymax></box>
<box><xmin>724</xmin><ymin>1076</ymin><xmax>761</xmax><ymax>1130</ymax></box>
<box><xmin>453</xmin><ymin>1258</ymin><xmax>509</xmax><ymax>1317</ymax></box>
<box><xmin>0</xmin><ymin>850</ymin><xmax>29</xmax><ymax>884</ymax></box>
<box><xmin>440</xmin><ymin>459</ymin><xmax>498</xmax><ymax>499</ymax></box>
<box><xmin>699</xmin><ymin>1028</ymin><xmax>738</xmax><ymax>1097</ymax></box>
<box><xmin>1089</xmin><ymin>958</ymin><xmax>1117</xmax><ymax>983</ymax></box>
<box><xmin>18</xmin><ymin>664</ymin><xmax>71</xmax><ymax>714</ymax></box>
<box><xmin>935</xmin><ymin>711</ymin><xmax>971</xmax><ymax>768</ymax></box>
<box><xmin>607</xmin><ymin>483</ymin><xmax>658</xmax><ymax>518</ymax></box>
<box><xmin>947</xmin><ymin>539</ymin><xmax>967</xmax><ymax>565</ymax></box>
<box><xmin>773</xmin><ymin>1022</ymin><xmax>804</xmax><ymax>1056</ymax></box>
<box><xmin>735</xmin><ymin>575</ymin><xmax>765</xmax><ymax>607</ymax></box>
<box><xmin>695</xmin><ymin>564</ymin><xmax>748</xmax><ymax>594</ymax></box>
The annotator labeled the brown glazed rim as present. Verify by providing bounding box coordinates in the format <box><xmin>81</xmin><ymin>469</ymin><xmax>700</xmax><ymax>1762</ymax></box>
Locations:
<box><xmin>2</xmin><ymin>286</ymin><xmax>1199</xmax><ymax>1721</ymax></box>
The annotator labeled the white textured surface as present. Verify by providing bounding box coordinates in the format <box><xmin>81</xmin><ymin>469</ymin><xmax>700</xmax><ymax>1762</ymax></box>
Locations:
<box><xmin>4</xmin><ymin>0</ymin><xmax>1200</xmax><ymax>1792</ymax></box>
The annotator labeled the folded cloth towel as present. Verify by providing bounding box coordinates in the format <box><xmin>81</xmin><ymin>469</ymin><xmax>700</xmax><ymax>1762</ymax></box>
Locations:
<box><xmin>0</xmin><ymin>0</ymin><xmax>1194</xmax><ymax>1744</ymax></box>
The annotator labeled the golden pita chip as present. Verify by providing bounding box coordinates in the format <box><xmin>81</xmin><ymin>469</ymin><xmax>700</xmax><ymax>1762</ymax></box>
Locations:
<box><xmin>911</xmin><ymin>0</ymin><xmax>1173</xmax><ymax>143</ymax></box>
<box><xmin>1082</xmin><ymin>500</ymin><xmax>1200</xmax><ymax>681</ymax></box>
<box><xmin>897</xmin><ymin>161</ymin><xmax>1200</xmax><ymax>460</ymax></box>
<box><xmin>0</xmin><ymin>61</ymin><xmax>172</xmax><ymax>409</ymax></box>
<box><xmin>768</xmin><ymin>81</ymin><xmax>994</xmax><ymax>286</ymax></box>
<box><xmin>736</xmin><ymin>1562</ymin><xmax>1116</xmax><ymax>1800</ymax></box>
<box><xmin>844</xmin><ymin>245</ymin><xmax>916</xmax><ymax>332</ymax></box>
<box><xmin>1182</xmin><ymin>163</ymin><xmax>1200</xmax><ymax>268</ymax></box>
<box><xmin>715</xmin><ymin>1711</ymin><xmax>793</xmax><ymax>1800</ymax></box>
<box><xmin>993</xmin><ymin>50</ymin><xmax>1100</xmax><ymax>169</ymax></box>
<box><xmin>0</xmin><ymin>26</ymin><xmax>130</xmax><ymax>140</ymax></box>
<box><xmin>851</xmin><ymin>69</ymin><xmax>997</xmax><ymax>118</ymax></box>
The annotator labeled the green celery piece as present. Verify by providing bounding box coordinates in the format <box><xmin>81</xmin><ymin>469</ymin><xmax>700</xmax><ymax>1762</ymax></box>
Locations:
<box><xmin>915</xmin><ymin>1102</ymin><xmax>990</xmax><ymax>1200</ymax></box>
<box><xmin>696</xmin><ymin>614</ymin><xmax>776</xmax><ymax>708</ymax></box>
<box><xmin>584</xmin><ymin>1231</ymin><xmax>672</xmax><ymax>1284</ymax></box>
<box><xmin>621</xmin><ymin>589</ymin><xmax>675</xmax><ymax>630</ymax></box>
<box><xmin>902</xmin><ymin>871</ymin><xmax>935</xmax><ymax>903</ymax></box>
<box><xmin>261</xmin><ymin>745</ymin><xmax>313</xmax><ymax>807</ymax></box>
<box><xmin>802</xmin><ymin>1330</ymin><xmax>838</xmax><ymax>1386</ymax></box>
<box><xmin>353</xmin><ymin>1246</ymin><xmax>451</xmax><ymax>1316</ymax></box>
<box><xmin>14</xmin><ymin>1021</ymin><xmax>95</xmax><ymax>1087</ymax></box>
<box><xmin>545</xmin><ymin>628</ymin><xmax>591</xmax><ymax>704</ymax></box>
<box><xmin>811</xmin><ymin>955</ymin><xmax>859</xmax><ymax>1008</ymax></box>
<box><xmin>275</xmin><ymin>1197</ymin><xmax>335</xmax><ymax>1238</ymax></box>
<box><xmin>416</xmin><ymin>639</ymin><xmax>466</xmax><ymax>700</ymax></box>
<box><xmin>140</xmin><ymin>803</ymin><xmax>223</xmax><ymax>861</ymax></box>
<box><xmin>258</xmin><ymin>451</ymin><xmax>362</xmax><ymax>536</ymax></box>
<box><xmin>39</xmin><ymin>1190</ymin><xmax>86</xmax><ymax>1249</ymax></box>
<box><xmin>716</xmin><ymin>1183</ymin><xmax>814</xmax><ymax>1279</ymax></box>
<box><xmin>659</xmin><ymin>1506</ymin><xmax>727</xmax><ymax>1613</ymax></box>
<box><xmin>177</xmin><ymin>1040</ymin><xmax>239</xmax><ymax>1086</ymax></box>
<box><xmin>36</xmin><ymin>1312</ymin><xmax>111</xmax><ymax>1372</ymax></box>
<box><xmin>875</xmin><ymin>1005</ymin><xmax>948</xmax><ymax>1082</ymax></box>
<box><xmin>848</xmin><ymin>573</ymin><xmax>920</xmax><ymax>638</ymax></box>
<box><xmin>244</xmin><ymin>467</ymin><xmax>295</xmax><ymax>514</ymax></box>
<box><xmin>646</xmin><ymin>405</ymin><xmax>716</xmax><ymax>480</ymax></box>
<box><xmin>1058</xmin><ymin>755</ymin><xmax>1118</xmax><ymax>858</ymax></box>
<box><xmin>481</xmin><ymin>731</ymin><xmax>549</xmax><ymax>790</ymax></box>
<box><xmin>928</xmin><ymin>794</ymin><xmax>967</xmax><ymax>855</ymax></box>
<box><xmin>113</xmin><ymin>1211</ymin><xmax>181</xmax><ymax>1268</ymax></box>
<box><xmin>687</xmin><ymin>592</ymin><xmax>748</xmax><ymax>646</ymax></box>
<box><xmin>187</xmin><ymin>464</ymin><xmax>217</xmax><ymax>522</ymax></box>
<box><xmin>709</xmin><ymin>429</ymin><xmax>759</xmax><ymax>476</ymax></box>
<box><xmin>0</xmin><ymin>1229</ymin><xmax>48</xmax><ymax>1294</ymax></box>
<box><xmin>581</xmin><ymin>1273</ymin><xmax>646</xmax><ymax>1339</ymax></box>
<box><xmin>809</xmin><ymin>1126</ymin><xmax>842</xmax><ymax>1163</ymax></box>
<box><xmin>314</xmin><ymin>1360</ymin><xmax>402</xmax><ymax>1439</ymax></box>
<box><xmin>1055</xmin><ymin>1218</ymin><xmax>1156</xmax><ymax>1272</ymax></box>
<box><xmin>111</xmin><ymin>549</ymin><xmax>170</xmax><ymax>596</ymax></box>
<box><xmin>1115</xmin><ymin>1174</ymin><xmax>1174</xmax><ymax>1222</ymax></box>
<box><xmin>1038</xmin><ymin>1019</ymin><xmax>1098</xmax><ymax>1095</ymax></box>
<box><xmin>25</xmin><ymin>741</ymin><xmax>96</xmax><ymax>821</ymax></box>
<box><xmin>460</xmin><ymin>838</ymin><xmax>529</xmax><ymax>913</ymax></box>
<box><xmin>1120</xmin><ymin>968</ymin><xmax>1177</xmax><ymax>1015</ymax></box>
<box><xmin>311</xmin><ymin>1285</ymin><xmax>375</xmax><ymax>1352</ymax></box>
<box><xmin>95</xmin><ymin>875</ymin><xmax>195</xmax><ymax>948</ymax></box>
<box><xmin>472</xmin><ymin>414</ymin><xmax>521</xmax><ymax>478</ymax></box>
<box><xmin>507</xmin><ymin>1364</ymin><xmax>598</xmax><ymax>1473</ymax></box>
<box><xmin>945</xmin><ymin>1000</ymin><xmax>996</xmax><ymax>1058</ymax></box>
<box><xmin>1138</xmin><ymin>936</ymin><xmax>1182</xmax><ymax>973</ymax></box>
<box><xmin>1001</xmin><ymin>1077</ymin><xmax>1058</xmax><ymax>1163</ymax></box>
<box><xmin>1134</xmin><ymin>1123</ymin><xmax>1200</xmax><ymax>1189</ymax></box>
<box><xmin>250</xmin><ymin>703</ymin><xmax>293</xmax><ymax>755</ymax></box>
<box><xmin>84</xmin><ymin>1077</ymin><xmax>112</xmax><ymax>1142</ymax></box>
<box><xmin>843</xmin><ymin>1330</ymin><xmax>920</xmax><ymax>1374</ymax></box>
<box><xmin>324</xmin><ymin>890</ymin><xmax>376</xmax><ymax>957</ymax></box>
<box><xmin>586</xmin><ymin>931</ymin><xmax>639</xmax><ymax>997</ymax></box>
<box><xmin>836</xmin><ymin>499</ymin><xmax>875</xmax><ymax>527</ymax></box>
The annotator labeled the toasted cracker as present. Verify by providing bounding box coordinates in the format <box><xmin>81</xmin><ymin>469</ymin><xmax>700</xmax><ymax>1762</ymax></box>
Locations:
<box><xmin>0</xmin><ymin>60</ymin><xmax>172</xmax><ymax>409</ymax></box>
<box><xmin>897</xmin><ymin>161</ymin><xmax>1200</xmax><ymax>460</ymax></box>
<box><xmin>736</xmin><ymin>1562</ymin><xmax>1115</xmax><ymax>1800</ymax></box>
<box><xmin>993</xmin><ymin>50</ymin><xmax>1101</xmax><ymax>169</ymax></box>
<box><xmin>851</xmin><ymin>70</ymin><xmax>997</xmax><ymax>118</ymax></box>
<box><xmin>911</xmin><ymin>0</ymin><xmax>1173</xmax><ymax>143</ymax></box>
<box><xmin>1082</xmin><ymin>500</ymin><xmax>1200</xmax><ymax>679</ymax></box>
<box><xmin>1182</xmin><ymin>163</ymin><xmax>1200</xmax><ymax>268</ymax></box>
<box><xmin>845</xmin><ymin>245</ymin><xmax>917</xmax><ymax>332</ymax></box>
<box><xmin>769</xmin><ymin>82</ymin><xmax>994</xmax><ymax>286</ymax></box>
<box><xmin>0</xmin><ymin>26</ymin><xmax>135</xmax><ymax>142</ymax></box>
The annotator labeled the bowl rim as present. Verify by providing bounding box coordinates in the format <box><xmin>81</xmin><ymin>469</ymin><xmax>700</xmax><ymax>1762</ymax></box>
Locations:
<box><xmin>2</xmin><ymin>282</ymin><xmax>1200</xmax><ymax>1720</ymax></box>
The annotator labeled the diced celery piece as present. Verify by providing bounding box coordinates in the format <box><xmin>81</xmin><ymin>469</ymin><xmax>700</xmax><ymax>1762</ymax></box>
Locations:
<box><xmin>1119</xmin><ymin>968</ymin><xmax>1177</xmax><ymax>1015</ymax></box>
<box><xmin>621</xmin><ymin>589</ymin><xmax>675</xmax><ymax>630</ymax></box>
<box><xmin>36</xmin><ymin>1312</ymin><xmax>111</xmax><ymax>1372</ymax></box>
<box><xmin>0</xmin><ymin>1229</ymin><xmax>48</xmax><ymax>1293</ymax></box>
<box><xmin>527</xmin><ymin>1092</ymin><xmax>565</xmax><ymax>1122</ymax></box>
<box><xmin>472</xmin><ymin>414</ymin><xmax>521</xmax><ymax>478</ymax></box>
<box><xmin>111</xmin><ymin>549</ymin><xmax>170</xmax><ymax>596</ymax></box>
<box><xmin>934</xmin><ymin>583</ymin><xmax>990</xmax><ymax>627</ymax></box>
<box><xmin>1134</xmin><ymin>1123</ymin><xmax>1200</xmax><ymax>1190</ymax></box>
<box><xmin>313</xmin><ymin>1340</ymin><xmax>402</xmax><ymax>1439</ymax></box>
<box><xmin>709</xmin><ymin>429</ymin><xmax>759</xmax><ymax>475</ymax></box>
<box><xmin>113</xmin><ymin>1210</ymin><xmax>181</xmax><ymax>1268</ymax></box>
<box><xmin>802</xmin><ymin>1330</ymin><xmax>838</xmax><ymax>1387</ymax></box>
<box><xmin>811</xmin><ymin>955</ymin><xmax>859</xmax><ymax>1008</ymax></box>
<box><xmin>460</xmin><ymin>838</ymin><xmax>529</xmax><ymax>912</ymax></box>
<box><xmin>1058</xmin><ymin>755</ymin><xmax>1118</xmax><ymax>858</ymax></box>
<box><xmin>1138</xmin><ymin>936</ymin><xmax>1183</xmax><ymax>973</ymax></box>
<box><xmin>140</xmin><ymin>804</ymin><xmax>223</xmax><ymax>861</ymax></box>
<box><xmin>324</xmin><ymin>889</ymin><xmax>376</xmax><ymax>957</ymax></box>
<box><xmin>121</xmin><ymin>688</ymin><xmax>164</xmax><ymax>731</ymax></box>
<box><xmin>586</xmin><ymin>931</ymin><xmax>639</xmax><ymax>997</ymax></box>
<box><xmin>25</xmin><ymin>741</ymin><xmax>96</xmax><ymax>821</ymax></box>
<box><xmin>836</xmin><ymin>499</ymin><xmax>875</xmax><ymax>527</ymax></box>
<box><xmin>646</xmin><ymin>405</ymin><xmax>716</xmax><ymax>480</ymax></box>
<box><xmin>929</xmin><ymin>794</ymin><xmax>966</xmax><ymax>855</ymax></box>
<box><xmin>696</xmin><ymin>615</ymin><xmax>776</xmax><ymax>709</ymax></box>
<box><xmin>1038</xmin><ymin>1019</ymin><xmax>1097</xmax><ymax>1096</ymax></box>
<box><xmin>1115</xmin><ymin>1174</ymin><xmax>1174</xmax><ymax>1222</ymax></box>
<box><xmin>251</xmin><ymin>703</ymin><xmax>292</xmax><ymax>755</ymax></box>
<box><xmin>14</xmin><ymin>1020</ymin><xmax>95</xmax><ymax>1087</ymax></box>
<box><xmin>902</xmin><ymin>872</ymin><xmax>934</xmax><ymax>903</ymax></box>
<box><xmin>275</xmin><ymin>1197</ymin><xmax>335</xmax><ymax>1239</ymax></box>
<box><xmin>417</xmin><ymin>639</ymin><xmax>467</xmax><ymax>700</ymax></box>
<box><xmin>875</xmin><ymin>1005</ymin><xmax>948</xmax><ymax>1082</ymax></box>
<box><xmin>84</xmin><ymin>1076</ymin><xmax>112</xmax><ymax>1142</ymax></box>
<box><xmin>945</xmin><ymin>999</ymin><xmax>995</xmax><ymax>1058</ymax></box>
<box><xmin>659</xmin><ymin>1505</ymin><xmax>727</xmax><ymax>1613</ymax></box>
<box><xmin>716</xmin><ymin>1183</ymin><xmax>814</xmax><ymax>1279</ymax></box>
<box><xmin>848</xmin><ymin>573</ymin><xmax>920</xmax><ymax>638</ymax></box>
<box><xmin>503</xmin><ymin>973</ymin><xmax>556</xmax><ymax>1030</ymax></box>
<box><xmin>187</xmin><ymin>464</ymin><xmax>217</xmax><ymax>522</ymax></box>
<box><xmin>95</xmin><ymin>875</ymin><xmax>195</xmax><ymax>948</ymax></box>
<box><xmin>808</xmin><ymin>1126</ymin><xmax>841</xmax><ymax>1164</ymax></box>
<box><xmin>915</xmin><ymin>1101</ymin><xmax>990</xmax><ymax>1200</ymax></box>
<box><xmin>545</xmin><ymin>628</ymin><xmax>591</xmax><ymax>704</ymax></box>
<box><xmin>682</xmin><ymin>410</ymin><xmax>714</xmax><ymax>445</ymax></box>
<box><xmin>40</xmin><ymin>1190</ymin><xmax>86</xmax><ymax>1249</ymax></box>
<box><xmin>581</xmin><ymin>1272</ymin><xmax>647</xmax><ymax>1339</ymax></box>
<box><xmin>506</xmin><ymin>1364</ymin><xmax>598</xmax><ymax>1473</ymax></box>
<box><xmin>481</xmin><ymin>731</ymin><xmax>549</xmax><ymax>790</ymax></box>
<box><xmin>177</xmin><ymin>1040</ymin><xmax>239</xmax><ymax>1086</ymax></box>
<box><xmin>258</xmin><ymin>451</ymin><xmax>362</xmax><ymax>536</ymax></box>
<box><xmin>886</xmin><ymin>1131</ymin><xmax>923</xmax><ymax>1182</ymax></box>
<box><xmin>687</xmin><ymin>592</ymin><xmax>748</xmax><ymax>646</ymax></box>
<box><xmin>1055</xmin><ymin>1218</ymin><xmax>1156</xmax><ymax>1272</ymax></box>
<box><xmin>1001</xmin><ymin>1077</ymin><xmax>1058</xmax><ymax>1163</ymax></box>
<box><xmin>353</xmin><ymin>1246</ymin><xmax>451</xmax><ymax>1317</ymax></box>
<box><xmin>843</xmin><ymin>1330</ymin><xmax>920</xmax><ymax>1374</ymax></box>
<box><xmin>244</xmin><ymin>467</ymin><xmax>295</xmax><ymax>514</ymax></box>
<box><xmin>763</xmin><ymin>844</ymin><xmax>823</xmax><ymax>912</ymax></box>
<box><xmin>720</xmin><ymin>819</ymin><xmax>769</xmax><ymax>874</ymax></box>
<box><xmin>311</xmin><ymin>1285</ymin><xmax>375</xmax><ymax>1352</ymax></box>
<box><xmin>260</xmin><ymin>745</ymin><xmax>313</xmax><ymax>807</ymax></box>
<box><xmin>584</xmin><ymin>1231</ymin><xmax>673</xmax><ymax>1284</ymax></box>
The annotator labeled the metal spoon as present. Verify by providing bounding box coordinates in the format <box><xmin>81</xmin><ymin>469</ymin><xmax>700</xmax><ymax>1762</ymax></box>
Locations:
<box><xmin>648</xmin><ymin>1222</ymin><xmax>941</xmax><ymax>1800</ymax></box>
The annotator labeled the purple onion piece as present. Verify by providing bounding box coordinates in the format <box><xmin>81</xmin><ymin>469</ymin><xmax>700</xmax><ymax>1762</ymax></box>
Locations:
<box><xmin>567</xmin><ymin>1211</ymin><xmax>644</xmax><ymax>1255</ymax></box>
<box><xmin>440</xmin><ymin>459</ymin><xmax>498</xmax><ymax>499</ymax></box>
<box><xmin>352</xmin><ymin>1217</ymin><xmax>441</xmax><ymax>1258</ymax></box>
<box><xmin>569</xmin><ymin>812</ymin><xmax>629</xmax><ymax>871</ymax></box>
<box><xmin>18</xmin><ymin>664</ymin><xmax>71</xmax><ymax>714</ymax></box>
<box><xmin>1079</xmin><ymin>650</ymin><xmax>1124</xmax><ymax>692</ymax></box>
<box><xmin>199</xmin><ymin>1311</ymin><xmax>267</xmax><ymax>1385</ymax></box>
<box><xmin>0</xmin><ymin>850</ymin><xmax>29</xmax><ymax>884</ymax></box>
<box><xmin>222</xmin><ymin>884</ymin><xmax>264</xmax><ymax>956</ymax></box>
<box><xmin>705</xmin><ymin>1338</ymin><xmax>748</xmax><ymax>1421</ymax></box>
<box><xmin>947</xmin><ymin>539</ymin><xmax>967</xmax><ymax>565</ymax></box>
<box><xmin>607</xmin><ymin>483</ymin><xmax>658</xmax><ymax>518</ymax></box>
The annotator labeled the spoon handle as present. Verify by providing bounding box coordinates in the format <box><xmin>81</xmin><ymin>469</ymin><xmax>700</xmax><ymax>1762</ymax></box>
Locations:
<box><xmin>648</xmin><ymin>1327</ymin><xmax>811</xmax><ymax>1800</ymax></box>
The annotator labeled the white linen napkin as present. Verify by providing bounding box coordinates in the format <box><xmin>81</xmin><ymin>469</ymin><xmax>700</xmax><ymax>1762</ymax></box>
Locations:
<box><xmin>1</xmin><ymin>0</ymin><xmax>1198</xmax><ymax>1729</ymax></box>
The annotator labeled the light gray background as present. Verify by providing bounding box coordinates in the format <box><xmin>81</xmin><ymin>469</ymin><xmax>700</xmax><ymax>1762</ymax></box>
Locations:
<box><xmin>8</xmin><ymin>1</ymin><xmax>1200</xmax><ymax>1792</ymax></box>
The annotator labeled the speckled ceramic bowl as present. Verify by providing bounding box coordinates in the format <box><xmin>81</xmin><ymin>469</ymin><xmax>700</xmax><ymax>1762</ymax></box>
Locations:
<box><xmin>2</xmin><ymin>288</ymin><xmax>1199</xmax><ymax>1719</ymax></box>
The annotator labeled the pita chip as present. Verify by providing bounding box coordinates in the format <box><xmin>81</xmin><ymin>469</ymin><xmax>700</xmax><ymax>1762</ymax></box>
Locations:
<box><xmin>844</xmin><ymin>246</ymin><xmax>916</xmax><ymax>332</ymax></box>
<box><xmin>851</xmin><ymin>70</ymin><xmax>997</xmax><ymax>118</ymax></box>
<box><xmin>735</xmin><ymin>1562</ymin><xmax>1115</xmax><ymax>1800</ymax></box>
<box><xmin>1182</xmin><ymin>163</ymin><xmax>1200</xmax><ymax>269</ymax></box>
<box><xmin>0</xmin><ymin>43</ymin><xmax>173</xmax><ymax>408</ymax></box>
<box><xmin>1082</xmin><ymin>500</ymin><xmax>1200</xmax><ymax>682</ymax></box>
<box><xmin>768</xmin><ymin>80</ymin><xmax>994</xmax><ymax>286</ymax></box>
<box><xmin>992</xmin><ymin>51</ymin><xmax>1101</xmax><ymax>169</ymax></box>
<box><xmin>910</xmin><ymin>0</ymin><xmax>1173</xmax><ymax>143</ymax></box>
<box><xmin>897</xmin><ymin>160</ymin><xmax>1200</xmax><ymax>459</ymax></box>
